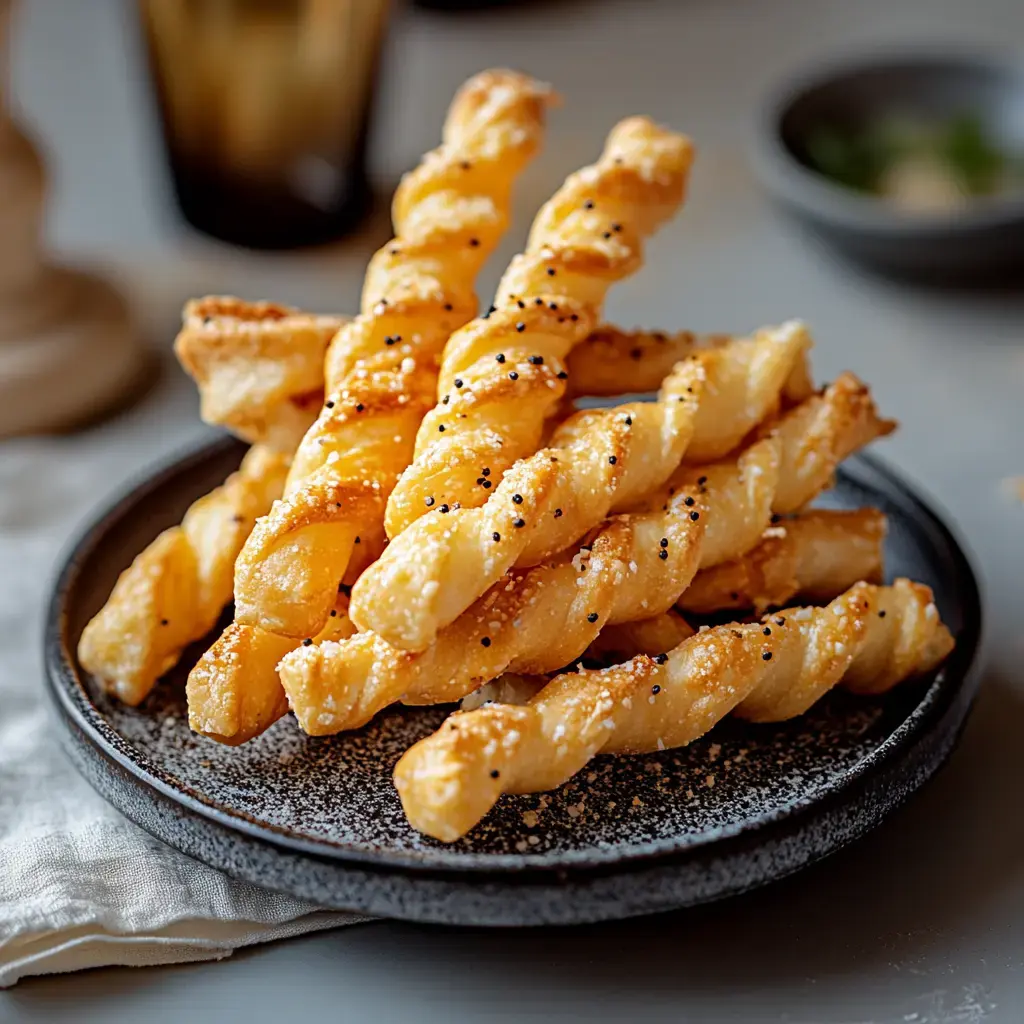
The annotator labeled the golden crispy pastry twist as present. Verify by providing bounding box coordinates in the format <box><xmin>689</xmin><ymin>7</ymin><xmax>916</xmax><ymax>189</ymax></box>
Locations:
<box><xmin>187</xmin><ymin>593</ymin><xmax>358</xmax><ymax>745</ymax></box>
<box><xmin>351</xmin><ymin>322</ymin><xmax>813</xmax><ymax>650</ymax></box>
<box><xmin>383</xmin><ymin>117</ymin><xmax>696</xmax><ymax>539</ymax></box>
<box><xmin>395</xmin><ymin>579</ymin><xmax>955</xmax><ymax>840</ymax></box>
<box><xmin>678</xmin><ymin>508</ymin><xmax>886</xmax><ymax>615</ymax></box>
<box><xmin>232</xmin><ymin>70</ymin><xmax>554</xmax><ymax>640</ymax></box>
<box><xmin>280</xmin><ymin>374</ymin><xmax>892</xmax><ymax>734</ymax></box>
<box><xmin>174</xmin><ymin>297</ymin><xmax>347</xmax><ymax>452</ymax></box>
<box><xmin>78</xmin><ymin>446</ymin><xmax>291</xmax><ymax>706</ymax></box>
<box><xmin>460</xmin><ymin>611</ymin><xmax>697</xmax><ymax>711</ymax></box>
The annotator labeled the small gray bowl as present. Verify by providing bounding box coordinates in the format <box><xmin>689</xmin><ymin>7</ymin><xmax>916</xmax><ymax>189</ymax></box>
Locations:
<box><xmin>753</xmin><ymin>52</ymin><xmax>1024</xmax><ymax>283</ymax></box>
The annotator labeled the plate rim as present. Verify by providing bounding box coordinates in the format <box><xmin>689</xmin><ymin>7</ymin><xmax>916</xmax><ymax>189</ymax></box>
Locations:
<box><xmin>44</xmin><ymin>434</ymin><xmax>984</xmax><ymax>879</ymax></box>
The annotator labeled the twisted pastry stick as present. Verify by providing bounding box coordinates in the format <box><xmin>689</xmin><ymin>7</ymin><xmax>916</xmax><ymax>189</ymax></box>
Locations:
<box><xmin>78</xmin><ymin>445</ymin><xmax>290</xmax><ymax>706</ymax></box>
<box><xmin>461</xmin><ymin>611</ymin><xmax>697</xmax><ymax>712</ymax></box>
<box><xmin>232</xmin><ymin>70</ymin><xmax>554</xmax><ymax>640</ymax></box>
<box><xmin>175</xmin><ymin>297</ymin><xmax>347</xmax><ymax>452</ymax></box>
<box><xmin>678</xmin><ymin>508</ymin><xmax>886</xmax><ymax>615</ymax></box>
<box><xmin>187</xmin><ymin>593</ymin><xmax>357</xmax><ymax>745</ymax></box>
<box><xmin>280</xmin><ymin>374</ymin><xmax>892</xmax><ymax>734</ymax></box>
<box><xmin>351</xmin><ymin>321</ymin><xmax>813</xmax><ymax>650</ymax></box>
<box><xmin>395</xmin><ymin>579</ymin><xmax>955</xmax><ymax>840</ymax></box>
<box><xmin>384</xmin><ymin>116</ymin><xmax>696</xmax><ymax>539</ymax></box>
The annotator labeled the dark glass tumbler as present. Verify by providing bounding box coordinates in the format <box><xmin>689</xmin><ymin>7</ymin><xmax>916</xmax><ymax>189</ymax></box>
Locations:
<box><xmin>140</xmin><ymin>0</ymin><xmax>390</xmax><ymax>249</ymax></box>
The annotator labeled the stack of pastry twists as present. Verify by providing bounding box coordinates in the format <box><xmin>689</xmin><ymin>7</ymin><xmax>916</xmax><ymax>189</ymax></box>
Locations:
<box><xmin>232</xmin><ymin>70</ymin><xmax>556</xmax><ymax>640</ymax></box>
<box><xmin>75</xmin><ymin>67</ymin><xmax>957</xmax><ymax>849</ymax></box>
<box><xmin>383</xmin><ymin>117</ymin><xmax>696</xmax><ymax>539</ymax></box>
<box><xmin>351</xmin><ymin>321</ymin><xmax>814</xmax><ymax>650</ymax></box>
<box><xmin>279</xmin><ymin>373</ymin><xmax>893</xmax><ymax>734</ymax></box>
<box><xmin>395</xmin><ymin>579</ymin><xmax>955</xmax><ymax>841</ymax></box>
<box><xmin>78</xmin><ymin>445</ymin><xmax>291</xmax><ymax>705</ymax></box>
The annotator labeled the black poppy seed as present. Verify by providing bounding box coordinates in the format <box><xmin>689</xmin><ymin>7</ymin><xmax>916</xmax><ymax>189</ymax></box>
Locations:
<box><xmin>354</xmin><ymin>536</ymin><xmax>360</xmax><ymax>544</ymax></box>
<box><xmin>439</xmin><ymin>504</ymin><xmax>450</xmax><ymax>514</ymax></box>
<box><xmin>624</xmin><ymin>415</ymin><xmax>632</xmax><ymax>425</ymax></box>
<box><xmin>492</xmin><ymin>532</ymin><xmax>501</xmax><ymax>542</ymax></box>
<box><xmin>335</xmin><ymin>502</ymin><xmax>342</xmax><ymax>507</ymax></box>
<box><xmin>571</xmin><ymin>313</ymin><xmax>579</xmax><ymax>321</ymax></box>
<box><xmin>449</xmin><ymin>724</ymin><xmax>457</xmax><ymax>732</ymax></box>
<box><xmin>339</xmin><ymin>583</ymin><xmax>351</xmax><ymax>595</ymax></box>
<box><xmin>490</xmin><ymin>769</ymin><xmax>500</xmax><ymax>778</ymax></box>
<box><xmin>630</xmin><ymin>347</ymin><xmax>642</xmax><ymax>360</ymax></box>
<box><xmin>513</xmin><ymin>518</ymin><xmax>525</xmax><ymax>528</ymax></box>
<box><xmin>488</xmin><ymin>304</ymin><xmax>497</xmax><ymax>314</ymax></box>
<box><xmin>444</xmin><ymin>303</ymin><xmax>453</xmax><ymax>311</ymax></box>
<box><xmin>385</xmin><ymin>335</ymin><xmax>395</xmax><ymax>345</ymax></box>
<box><xmin>652</xmin><ymin>684</ymin><xmax>661</xmax><ymax>695</ymax></box>
<box><xmin>496</xmin><ymin>353</ymin><xmax>506</xmax><ymax>363</ymax></box>
<box><xmin>509</xmin><ymin>371</ymin><xmax>519</xmax><ymax>380</ymax></box>
<box><xmin>330</xmin><ymin>609</ymin><xmax>337</xmax><ymax>617</ymax></box>
<box><xmin>879</xmin><ymin>610</ymin><xmax>887</xmax><ymax>618</ymax></box>
<box><xmin>554</xmin><ymin>508</ymin><xmax>563</xmax><ymax>518</ymax></box>
<box><xmin>461</xmin><ymin>160</ymin><xmax>471</xmax><ymax>169</ymax></box>
<box><xmin>684</xmin><ymin>496</ymin><xmax>695</xmax><ymax>507</ymax></box>
<box><xmin>425</xmin><ymin>496</ymin><xmax>435</xmax><ymax>507</ymax></box>
<box><xmin>546</xmin><ymin>267</ymin><xmax>556</xmax><ymax>276</ymax></box>
<box><xmin>658</xmin><ymin>549</ymin><xmax>668</xmax><ymax>560</ymax></box>
<box><xmin>528</xmin><ymin>355</ymin><xmax>543</xmax><ymax>365</ymax></box>
<box><xmin>454</xmin><ymin>379</ymin><xmax>463</xmax><ymax>388</ymax></box>
<box><xmin>660</xmin><ymin>538</ymin><xmax>669</xmax><ymax>547</ymax></box>
<box><xmin>557</xmin><ymin>370</ymin><xmax>568</xmax><ymax>379</ymax></box>
<box><xmin>776</xmin><ymin>616</ymin><xmax>785</xmax><ymax>626</ymax></box>
<box><xmin>698</xmin><ymin>475</ymin><xmax>708</xmax><ymax>485</ymax></box>
<box><xmin>389</xmin><ymin>247</ymin><xmax>399</xmax><ymax>255</ymax></box>
<box><xmin>602</xmin><ymin>231</ymin><xmax>612</xmax><ymax>239</ymax></box>
<box><xmin>515</xmin><ymin>322</ymin><xmax>526</xmax><ymax>333</ymax></box>
<box><xmin>469</xmin><ymin>237</ymin><xmax>480</xmax><ymax>247</ymax></box>
<box><xmin>481</xmin><ymin>637</ymin><xmax>492</xmax><ymax>647</ymax></box>
<box><xmin>762</xmin><ymin>651</ymin><xmax>773</xmax><ymax>661</ymax></box>
<box><xmin>160</xmin><ymin>619</ymin><xmax>169</xmax><ymax>626</ymax></box>
<box><xmin>655</xmin><ymin>653</ymin><xmax>668</xmax><ymax>665</ymax></box>
<box><xmin>612</xmin><ymin>223</ymin><xmax>622</xmax><ymax>232</ymax></box>
<box><xmin>442</xmin><ymin>395</ymin><xmax>450</xmax><ymax>405</ymax></box>
<box><xmin>583</xmin><ymin>200</ymin><xmax>594</xmax><ymax>209</ymax></box>
<box><xmin>438</xmin><ymin>424</ymin><xmax>445</xmax><ymax>431</ymax></box>
<box><xmin>482</xmin><ymin>480</ymin><xmax>492</xmax><ymax>489</ymax></box>
<box><xmin>303</xmin><ymin>638</ymin><xmax>313</xmax><ymax>646</ymax></box>
<box><xmin>549</xmin><ymin>302</ymin><xmax>558</xmax><ymax>311</ymax></box>
<box><xmin>517</xmin><ymin>299</ymin><xmax>525</xmax><ymax>309</ymax></box>
<box><xmin>482</xmin><ymin>468</ymin><xmax>491</xmax><ymax>477</ymax></box>
<box><xmin>512</xmin><ymin>494</ymin><xmax>523</xmax><ymax>504</ymax></box>
<box><xmin>356</xmin><ymin>403</ymin><xmax>364</xmax><ymax>412</ymax></box>
<box><xmin>587</xmin><ymin>613</ymin><xmax>599</xmax><ymax>623</ymax></box>
<box><xmin>690</xmin><ymin>511</ymin><xmax>700</xmax><ymax>521</ymax></box>
<box><xmin>202</xmin><ymin>315</ymin><xmax>213</xmax><ymax>324</ymax></box>
<box><xmin>325</xmin><ymin>400</ymin><xmax>335</xmax><ymax>408</ymax></box>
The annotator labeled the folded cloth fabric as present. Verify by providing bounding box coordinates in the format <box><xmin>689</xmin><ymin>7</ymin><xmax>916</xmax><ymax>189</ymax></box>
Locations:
<box><xmin>0</xmin><ymin>423</ymin><xmax>367</xmax><ymax>989</ymax></box>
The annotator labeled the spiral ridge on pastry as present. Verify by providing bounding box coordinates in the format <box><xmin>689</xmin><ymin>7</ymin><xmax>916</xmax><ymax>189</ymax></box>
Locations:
<box><xmin>78</xmin><ymin>445</ymin><xmax>291</xmax><ymax>706</ymax></box>
<box><xmin>232</xmin><ymin>70</ymin><xmax>554</xmax><ymax>640</ymax></box>
<box><xmin>351</xmin><ymin>321</ymin><xmax>813</xmax><ymax>650</ymax></box>
<box><xmin>395</xmin><ymin>579</ymin><xmax>954</xmax><ymax>841</ymax></box>
<box><xmin>280</xmin><ymin>374</ymin><xmax>892</xmax><ymax>734</ymax></box>
<box><xmin>174</xmin><ymin>297</ymin><xmax>347</xmax><ymax>452</ymax></box>
<box><xmin>383</xmin><ymin>116</ymin><xmax>696</xmax><ymax>540</ymax></box>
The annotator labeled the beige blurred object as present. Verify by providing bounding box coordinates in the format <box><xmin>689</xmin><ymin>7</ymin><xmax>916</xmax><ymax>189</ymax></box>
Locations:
<box><xmin>0</xmin><ymin>1</ymin><xmax>144</xmax><ymax>437</ymax></box>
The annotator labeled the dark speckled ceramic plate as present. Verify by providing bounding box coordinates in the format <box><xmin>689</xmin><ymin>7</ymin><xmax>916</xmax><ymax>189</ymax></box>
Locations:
<box><xmin>45</xmin><ymin>436</ymin><xmax>982</xmax><ymax>926</ymax></box>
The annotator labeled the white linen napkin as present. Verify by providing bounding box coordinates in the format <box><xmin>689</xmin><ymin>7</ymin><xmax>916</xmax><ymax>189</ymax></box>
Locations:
<box><xmin>0</xmin><ymin>420</ymin><xmax>368</xmax><ymax>989</ymax></box>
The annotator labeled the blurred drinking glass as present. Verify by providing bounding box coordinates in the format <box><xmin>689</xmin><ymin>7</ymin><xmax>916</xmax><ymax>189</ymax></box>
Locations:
<box><xmin>140</xmin><ymin>0</ymin><xmax>390</xmax><ymax>249</ymax></box>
